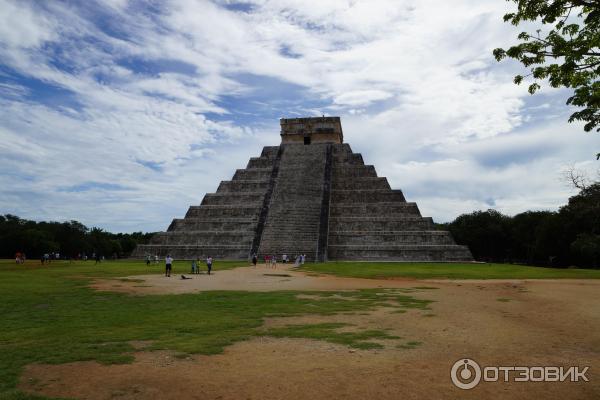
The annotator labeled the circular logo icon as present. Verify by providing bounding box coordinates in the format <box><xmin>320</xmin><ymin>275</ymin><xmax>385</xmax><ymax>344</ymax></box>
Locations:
<box><xmin>451</xmin><ymin>358</ymin><xmax>481</xmax><ymax>390</ymax></box>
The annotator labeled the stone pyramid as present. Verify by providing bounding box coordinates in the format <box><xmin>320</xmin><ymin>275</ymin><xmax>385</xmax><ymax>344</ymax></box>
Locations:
<box><xmin>133</xmin><ymin>117</ymin><xmax>472</xmax><ymax>262</ymax></box>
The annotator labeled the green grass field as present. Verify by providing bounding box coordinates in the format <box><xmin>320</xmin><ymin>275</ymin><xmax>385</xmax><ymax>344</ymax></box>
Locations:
<box><xmin>0</xmin><ymin>259</ymin><xmax>430</xmax><ymax>400</ymax></box>
<box><xmin>2</xmin><ymin>259</ymin><xmax>599</xmax><ymax>399</ymax></box>
<box><xmin>301</xmin><ymin>261</ymin><xmax>600</xmax><ymax>279</ymax></box>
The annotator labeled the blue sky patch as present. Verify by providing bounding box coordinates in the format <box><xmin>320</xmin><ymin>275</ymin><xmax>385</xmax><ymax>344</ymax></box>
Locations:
<box><xmin>59</xmin><ymin>182</ymin><xmax>130</xmax><ymax>192</ymax></box>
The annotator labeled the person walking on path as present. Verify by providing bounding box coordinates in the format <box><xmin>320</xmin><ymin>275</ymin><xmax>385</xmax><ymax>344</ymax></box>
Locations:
<box><xmin>271</xmin><ymin>255</ymin><xmax>277</xmax><ymax>269</ymax></box>
<box><xmin>165</xmin><ymin>255</ymin><xmax>173</xmax><ymax>277</ymax></box>
<box><xmin>206</xmin><ymin>256</ymin><xmax>213</xmax><ymax>275</ymax></box>
<box><xmin>146</xmin><ymin>255</ymin><xmax>151</xmax><ymax>267</ymax></box>
<box><xmin>251</xmin><ymin>253</ymin><xmax>257</xmax><ymax>267</ymax></box>
<box><xmin>191</xmin><ymin>259</ymin><xmax>197</xmax><ymax>274</ymax></box>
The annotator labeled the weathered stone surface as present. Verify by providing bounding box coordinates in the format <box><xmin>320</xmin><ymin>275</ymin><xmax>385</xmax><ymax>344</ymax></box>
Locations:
<box><xmin>132</xmin><ymin>117</ymin><xmax>473</xmax><ymax>262</ymax></box>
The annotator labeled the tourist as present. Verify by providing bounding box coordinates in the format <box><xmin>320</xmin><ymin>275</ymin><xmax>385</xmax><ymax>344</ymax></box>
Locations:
<box><xmin>294</xmin><ymin>255</ymin><xmax>301</xmax><ymax>267</ymax></box>
<box><xmin>301</xmin><ymin>254</ymin><xmax>306</xmax><ymax>265</ymax></box>
<box><xmin>154</xmin><ymin>254</ymin><xmax>159</xmax><ymax>264</ymax></box>
<box><xmin>282</xmin><ymin>254</ymin><xmax>288</xmax><ymax>264</ymax></box>
<box><xmin>196</xmin><ymin>257</ymin><xmax>201</xmax><ymax>274</ymax></box>
<box><xmin>271</xmin><ymin>255</ymin><xmax>277</xmax><ymax>269</ymax></box>
<box><xmin>95</xmin><ymin>253</ymin><xmax>101</xmax><ymax>264</ymax></box>
<box><xmin>191</xmin><ymin>258</ymin><xmax>197</xmax><ymax>274</ymax></box>
<box><xmin>264</xmin><ymin>254</ymin><xmax>270</xmax><ymax>267</ymax></box>
<box><xmin>165</xmin><ymin>254</ymin><xmax>173</xmax><ymax>277</ymax></box>
<box><xmin>146</xmin><ymin>255</ymin><xmax>151</xmax><ymax>266</ymax></box>
<box><xmin>251</xmin><ymin>253</ymin><xmax>258</xmax><ymax>267</ymax></box>
<box><xmin>206</xmin><ymin>256</ymin><xmax>213</xmax><ymax>275</ymax></box>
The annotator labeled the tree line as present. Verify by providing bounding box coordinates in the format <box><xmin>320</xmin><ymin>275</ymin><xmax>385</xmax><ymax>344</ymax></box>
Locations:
<box><xmin>0</xmin><ymin>215</ymin><xmax>155</xmax><ymax>259</ymax></box>
<box><xmin>438</xmin><ymin>183</ymin><xmax>600</xmax><ymax>268</ymax></box>
<box><xmin>2</xmin><ymin>183</ymin><xmax>598</xmax><ymax>267</ymax></box>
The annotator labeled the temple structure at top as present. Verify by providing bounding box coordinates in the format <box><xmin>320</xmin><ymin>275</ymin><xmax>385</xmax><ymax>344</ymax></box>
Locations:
<box><xmin>133</xmin><ymin>116</ymin><xmax>472</xmax><ymax>262</ymax></box>
<box><xmin>280</xmin><ymin>116</ymin><xmax>343</xmax><ymax>144</ymax></box>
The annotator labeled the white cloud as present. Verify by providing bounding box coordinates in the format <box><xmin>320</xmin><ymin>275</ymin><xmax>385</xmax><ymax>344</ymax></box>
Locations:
<box><xmin>0</xmin><ymin>0</ymin><xmax>596</xmax><ymax>231</ymax></box>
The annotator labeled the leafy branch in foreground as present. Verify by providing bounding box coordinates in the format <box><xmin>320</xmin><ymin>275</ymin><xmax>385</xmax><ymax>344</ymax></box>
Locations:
<box><xmin>493</xmin><ymin>0</ymin><xmax>599</xmax><ymax>158</ymax></box>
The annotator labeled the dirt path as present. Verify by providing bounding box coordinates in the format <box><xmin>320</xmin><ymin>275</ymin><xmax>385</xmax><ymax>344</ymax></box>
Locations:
<box><xmin>21</xmin><ymin>266</ymin><xmax>600</xmax><ymax>399</ymax></box>
<box><xmin>90</xmin><ymin>263</ymin><xmax>420</xmax><ymax>293</ymax></box>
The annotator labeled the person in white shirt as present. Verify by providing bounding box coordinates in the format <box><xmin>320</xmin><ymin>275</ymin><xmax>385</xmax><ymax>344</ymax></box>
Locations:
<box><xmin>165</xmin><ymin>255</ymin><xmax>173</xmax><ymax>277</ymax></box>
<box><xmin>206</xmin><ymin>256</ymin><xmax>213</xmax><ymax>275</ymax></box>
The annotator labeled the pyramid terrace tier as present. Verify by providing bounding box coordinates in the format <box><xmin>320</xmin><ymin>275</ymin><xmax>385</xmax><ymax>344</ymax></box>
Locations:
<box><xmin>328</xmin><ymin>244</ymin><xmax>473</xmax><ymax>261</ymax></box>
<box><xmin>184</xmin><ymin>205</ymin><xmax>263</xmax><ymax>219</ymax></box>
<box><xmin>331</xmin><ymin>189</ymin><xmax>406</xmax><ymax>203</ymax></box>
<box><xmin>332</xmin><ymin>177</ymin><xmax>390</xmax><ymax>190</ymax></box>
<box><xmin>329</xmin><ymin>202</ymin><xmax>422</xmax><ymax>217</ymax></box>
<box><xmin>332</xmin><ymin>165</ymin><xmax>378</xmax><ymax>178</ymax></box>
<box><xmin>167</xmin><ymin>218</ymin><xmax>258</xmax><ymax>232</ymax></box>
<box><xmin>201</xmin><ymin>192</ymin><xmax>266</xmax><ymax>205</ymax></box>
<box><xmin>232</xmin><ymin>168</ymin><xmax>274</xmax><ymax>181</ymax></box>
<box><xmin>328</xmin><ymin>230</ymin><xmax>457</xmax><ymax>246</ymax></box>
<box><xmin>328</xmin><ymin>216</ymin><xmax>435</xmax><ymax>231</ymax></box>
<box><xmin>148</xmin><ymin>231</ymin><xmax>254</xmax><ymax>246</ymax></box>
<box><xmin>217</xmin><ymin>180</ymin><xmax>270</xmax><ymax>193</ymax></box>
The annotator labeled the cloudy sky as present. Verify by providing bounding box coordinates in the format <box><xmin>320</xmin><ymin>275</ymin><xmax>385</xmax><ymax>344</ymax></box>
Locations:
<box><xmin>0</xmin><ymin>0</ymin><xmax>597</xmax><ymax>233</ymax></box>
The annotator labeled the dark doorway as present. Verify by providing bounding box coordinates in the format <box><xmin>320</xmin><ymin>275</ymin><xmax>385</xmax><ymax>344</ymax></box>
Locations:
<box><xmin>304</xmin><ymin>136</ymin><xmax>311</xmax><ymax>145</ymax></box>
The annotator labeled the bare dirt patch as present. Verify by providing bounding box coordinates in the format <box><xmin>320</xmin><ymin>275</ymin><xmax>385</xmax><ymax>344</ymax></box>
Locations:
<box><xmin>20</xmin><ymin>274</ymin><xmax>600</xmax><ymax>399</ymax></box>
<box><xmin>89</xmin><ymin>264</ymin><xmax>417</xmax><ymax>294</ymax></box>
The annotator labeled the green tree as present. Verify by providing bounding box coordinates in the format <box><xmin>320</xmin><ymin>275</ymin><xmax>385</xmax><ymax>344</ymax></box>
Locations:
<box><xmin>493</xmin><ymin>0</ymin><xmax>600</xmax><ymax>157</ymax></box>
<box><xmin>509</xmin><ymin>210</ymin><xmax>555</xmax><ymax>264</ymax></box>
<box><xmin>447</xmin><ymin>210</ymin><xmax>512</xmax><ymax>262</ymax></box>
<box><xmin>571</xmin><ymin>233</ymin><xmax>600</xmax><ymax>267</ymax></box>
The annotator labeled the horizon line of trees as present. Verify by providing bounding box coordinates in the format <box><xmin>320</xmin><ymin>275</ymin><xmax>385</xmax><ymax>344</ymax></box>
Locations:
<box><xmin>437</xmin><ymin>183</ymin><xmax>600</xmax><ymax>269</ymax></box>
<box><xmin>1</xmin><ymin>182</ymin><xmax>598</xmax><ymax>267</ymax></box>
<box><xmin>0</xmin><ymin>215</ymin><xmax>155</xmax><ymax>259</ymax></box>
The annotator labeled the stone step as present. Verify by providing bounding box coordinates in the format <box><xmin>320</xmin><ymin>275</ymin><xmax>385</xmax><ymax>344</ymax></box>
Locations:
<box><xmin>232</xmin><ymin>168</ymin><xmax>273</xmax><ymax>181</ymax></box>
<box><xmin>333</xmin><ymin>153</ymin><xmax>364</xmax><ymax>165</ymax></box>
<box><xmin>333</xmin><ymin>165</ymin><xmax>377</xmax><ymax>178</ymax></box>
<box><xmin>260</xmin><ymin>146</ymin><xmax>280</xmax><ymax>159</ymax></box>
<box><xmin>185</xmin><ymin>205</ymin><xmax>262</xmax><ymax>218</ymax></box>
<box><xmin>332</xmin><ymin>177</ymin><xmax>390</xmax><ymax>190</ymax></box>
<box><xmin>247</xmin><ymin>157</ymin><xmax>275</xmax><ymax>169</ymax></box>
<box><xmin>330</xmin><ymin>202</ymin><xmax>420</xmax><ymax>216</ymax></box>
<box><xmin>329</xmin><ymin>217</ymin><xmax>434</xmax><ymax>231</ymax></box>
<box><xmin>167</xmin><ymin>218</ymin><xmax>257</xmax><ymax>232</ymax></box>
<box><xmin>201</xmin><ymin>192</ymin><xmax>265</xmax><ymax>205</ymax></box>
<box><xmin>329</xmin><ymin>231</ymin><xmax>455</xmax><ymax>245</ymax></box>
<box><xmin>217</xmin><ymin>180</ymin><xmax>269</xmax><ymax>193</ymax></box>
<box><xmin>331</xmin><ymin>189</ymin><xmax>406</xmax><ymax>203</ymax></box>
